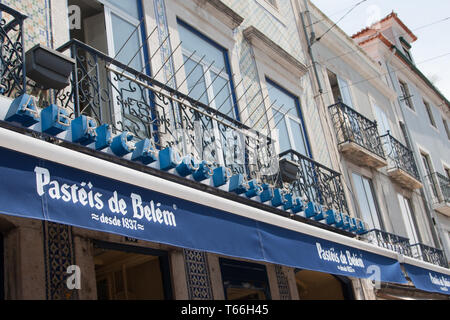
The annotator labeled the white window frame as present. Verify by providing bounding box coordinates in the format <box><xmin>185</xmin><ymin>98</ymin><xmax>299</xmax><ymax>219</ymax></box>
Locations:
<box><xmin>398</xmin><ymin>79</ymin><xmax>415</xmax><ymax>111</ymax></box>
<box><xmin>101</xmin><ymin>0</ymin><xmax>148</xmax><ymax>129</ymax></box>
<box><xmin>350</xmin><ymin>172</ymin><xmax>382</xmax><ymax>231</ymax></box>
<box><xmin>397</xmin><ymin>194</ymin><xmax>420</xmax><ymax>245</ymax></box>
<box><xmin>178</xmin><ymin>24</ymin><xmax>237</xmax><ymax>167</ymax></box>
<box><xmin>180</xmin><ymin>47</ymin><xmax>234</xmax><ymax>117</ymax></box>
<box><xmin>423</xmin><ymin>99</ymin><xmax>437</xmax><ymax>129</ymax></box>
<box><xmin>266</xmin><ymin>80</ymin><xmax>308</xmax><ymax>157</ymax></box>
<box><xmin>369</xmin><ymin>95</ymin><xmax>392</xmax><ymax>137</ymax></box>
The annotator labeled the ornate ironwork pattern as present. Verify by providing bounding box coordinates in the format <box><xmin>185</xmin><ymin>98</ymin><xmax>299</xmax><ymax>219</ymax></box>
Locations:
<box><xmin>361</xmin><ymin>229</ymin><xmax>412</xmax><ymax>257</ymax></box>
<box><xmin>274</xmin><ymin>265</ymin><xmax>291</xmax><ymax>300</ymax></box>
<box><xmin>0</xmin><ymin>4</ymin><xmax>27</xmax><ymax>98</ymax></box>
<box><xmin>409</xmin><ymin>243</ymin><xmax>448</xmax><ymax>268</ymax></box>
<box><xmin>380</xmin><ymin>132</ymin><xmax>421</xmax><ymax>181</ymax></box>
<box><xmin>43</xmin><ymin>221</ymin><xmax>78</xmax><ymax>300</ymax></box>
<box><xmin>425</xmin><ymin>172</ymin><xmax>450</xmax><ymax>205</ymax></box>
<box><xmin>279</xmin><ymin>149</ymin><xmax>349</xmax><ymax>213</ymax></box>
<box><xmin>55</xmin><ymin>39</ymin><xmax>277</xmax><ymax>179</ymax></box>
<box><xmin>183</xmin><ymin>249</ymin><xmax>214</xmax><ymax>300</ymax></box>
<box><xmin>328</xmin><ymin>102</ymin><xmax>385</xmax><ymax>159</ymax></box>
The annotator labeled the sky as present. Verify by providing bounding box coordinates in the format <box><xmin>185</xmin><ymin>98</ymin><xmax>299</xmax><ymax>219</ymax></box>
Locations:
<box><xmin>310</xmin><ymin>0</ymin><xmax>450</xmax><ymax>100</ymax></box>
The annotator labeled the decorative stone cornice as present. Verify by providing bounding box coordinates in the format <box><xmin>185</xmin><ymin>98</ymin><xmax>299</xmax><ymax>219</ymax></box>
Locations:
<box><xmin>193</xmin><ymin>0</ymin><xmax>244</xmax><ymax>30</ymax></box>
<box><xmin>243</xmin><ymin>26</ymin><xmax>308</xmax><ymax>76</ymax></box>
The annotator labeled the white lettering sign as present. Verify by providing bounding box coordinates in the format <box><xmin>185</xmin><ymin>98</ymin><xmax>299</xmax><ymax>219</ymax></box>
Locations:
<box><xmin>34</xmin><ymin>166</ymin><xmax>177</xmax><ymax>232</ymax></box>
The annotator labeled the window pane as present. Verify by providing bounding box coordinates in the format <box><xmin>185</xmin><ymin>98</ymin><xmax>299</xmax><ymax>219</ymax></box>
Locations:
<box><xmin>289</xmin><ymin>119</ymin><xmax>307</xmax><ymax>156</ymax></box>
<box><xmin>178</xmin><ymin>22</ymin><xmax>236</xmax><ymax>119</ymax></box>
<box><xmin>178</xmin><ymin>23</ymin><xmax>226</xmax><ymax>71</ymax></box>
<box><xmin>398</xmin><ymin>194</ymin><xmax>419</xmax><ymax>244</ymax></box>
<box><xmin>352</xmin><ymin>173</ymin><xmax>381</xmax><ymax>230</ymax></box>
<box><xmin>267</xmin><ymin>81</ymin><xmax>308</xmax><ymax>156</ymax></box>
<box><xmin>443</xmin><ymin>118</ymin><xmax>450</xmax><ymax>140</ymax></box>
<box><xmin>424</xmin><ymin>101</ymin><xmax>436</xmax><ymax>127</ymax></box>
<box><xmin>184</xmin><ymin>55</ymin><xmax>209</xmax><ymax>106</ymax></box>
<box><xmin>210</xmin><ymin>71</ymin><xmax>233</xmax><ymax>117</ymax></box>
<box><xmin>111</xmin><ymin>13</ymin><xmax>143</xmax><ymax>71</ymax></box>
<box><xmin>337</xmin><ymin>76</ymin><xmax>353</xmax><ymax>107</ymax></box>
<box><xmin>105</xmin><ymin>0</ymin><xmax>139</xmax><ymax>18</ymax></box>
<box><xmin>273</xmin><ymin>109</ymin><xmax>290</xmax><ymax>154</ymax></box>
<box><xmin>421</xmin><ymin>154</ymin><xmax>433</xmax><ymax>176</ymax></box>
<box><xmin>362</xmin><ymin>178</ymin><xmax>381</xmax><ymax>230</ymax></box>
<box><xmin>373</xmin><ymin>103</ymin><xmax>390</xmax><ymax>136</ymax></box>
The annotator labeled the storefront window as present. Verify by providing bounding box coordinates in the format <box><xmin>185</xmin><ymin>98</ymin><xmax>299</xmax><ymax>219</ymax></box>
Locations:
<box><xmin>94</xmin><ymin>242</ymin><xmax>172</xmax><ymax>300</ymax></box>
<box><xmin>219</xmin><ymin>258</ymin><xmax>271</xmax><ymax>300</ymax></box>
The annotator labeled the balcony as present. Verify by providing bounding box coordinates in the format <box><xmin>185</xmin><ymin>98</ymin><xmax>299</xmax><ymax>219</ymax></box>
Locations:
<box><xmin>380</xmin><ymin>133</ymin><xmax>422</xmax><ymax>190</ymax></box>
<box><xmin>409</xmin><ymin>243</ymin><xmax>448</xmax><ymax>268</ymax></box>
<box><xmin>424</xmin><ymin>172</ymin><xmax>450</xmax><ymax>216</ymax></box>
<box><xmin>278</xmin><ymin>149</ymin><xmax>348</xmax><ymax>214</ymax></box>
<box><xmin>0</xmin><ymin>5</ymin><xmax>357</xmax><ymax>238</ymax></box>
<box><xmin>53</xmin><ymin>39</ymin><xmax>274</xmax><ymax>177</ymax></box>
<box><xmin>361</xmin><ymin>229</ymin><xmax>412</xmax><ymax>257</ymax></box>
<box><xmin>361</xmin><ymin>229</ymin><xmax>448</xmax><ymax>268</ymax></box>
<box><xmin>328</xmin><ymin>102</ymin><xmax>387</xmax><ymax>169</ymax></box>
<box><xmin>0</xmin><ymin>3</ymin><xmax>27</xmax><ymax>98</ymax></box>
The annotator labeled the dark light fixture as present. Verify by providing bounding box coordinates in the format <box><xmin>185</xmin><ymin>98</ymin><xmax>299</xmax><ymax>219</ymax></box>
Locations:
<box><xmin>279</xmin><ymin>158</ymin><xmax>299</xmax><ymax>183</ymax></box>
<box><xmin>25</xmin><ymin>44</ymin><xmax>75</xmax><ymax>90</ymax></box>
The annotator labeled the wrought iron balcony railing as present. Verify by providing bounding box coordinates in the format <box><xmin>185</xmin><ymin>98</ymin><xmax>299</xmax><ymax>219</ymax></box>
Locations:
<box><xmin>278</xmin><ymin>149</ymin><xmax>348</xmax><ymax>213</ymax></box>
<box><xmin>0</xmin><ymin>3</ymin><xmax>27</xmax><ymax>98</ymax></box>
<box><xmin>409</xmin><ymin>243</ymin><xmax>448</xmax><ymax>268</ymax></box>
<box><xmin>380</xmin><ymin>132</ymin><xmax>421</xmax><ymax>182</ymax></box>
<box><xmin>425</xmin><ymin>172</ymin><xmax>450</xmax><ymax>205</ymax></box>
<box><xmin>54</xmin><ymin>39</ymin><xmax>277</xmax><ymax>179</ymax></box>
<box><xmin>328</xmin><ymin>101</ymin><xmax>386</xmax><ymax>160</ymax></box>
<box><xmin>361</xmin><ymin>229</ymin><xmax>412</xmax><ymax>257</ymax></box>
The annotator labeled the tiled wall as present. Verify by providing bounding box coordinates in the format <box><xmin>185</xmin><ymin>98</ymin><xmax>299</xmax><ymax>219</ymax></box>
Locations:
<box><xmin>2</xmin><ymin>0</ymin><xmax>52</xmax><ymax>49</ymax></box>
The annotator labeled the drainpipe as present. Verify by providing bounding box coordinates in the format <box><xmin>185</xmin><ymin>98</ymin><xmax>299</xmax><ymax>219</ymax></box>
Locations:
<box><xmin>301</xmin><ymin>0</ymin><xmax>323</xmax><ymax>94</ymax></box>
<box><xmin>385</xmin><ymin>47</ymin><xmax>446</xmax><ymax>260</ymax></box>
<box><xmin>297</xmin><ymin>0</ymin><xmax>359</xmax><ymax>220</ymax></box>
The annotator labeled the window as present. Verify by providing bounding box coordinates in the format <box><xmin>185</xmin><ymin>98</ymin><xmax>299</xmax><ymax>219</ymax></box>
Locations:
<box><xmin>421</xmin><ymin>153</ymin><xmax>434</xmax><ymax>177</ymax></box>
<box><xmin>266</xmin><ymin>79</ymin><xmax>309</xmax><ymax>157</ymax></box>
<box><xmin>178</xmin><ymin>20</ymin><xmax>236</xmax><ymax>119</ymax></box>
<box><xmin>399</xmin><ymin>80</ymin><xmax>414</xmax><ymax>110</ymax></box>
<box><xmin>397</xmin><ymin>194</ymin><xmax>420</xmax><ymax>244</ymax></box>
<box><xmin>402</xmin><ymin>43</ymin><xmax>413</xmax><ymax>62</ymax></box>
<box><xmin>70</xmin><ymin>0</ymin><xmax>149</xmax><ymax>136</ymax></box>
<box><xmin>264</xmin><ymin>0</ymin><xmax>278</xmax><ymax>8</ymax></box>
<box><xmin>423</xmin><ymin>100</ymin><xmax>436</xmax><ymax>127</ymax></box>
<box><xmin>295</xmin><ymin>270</ymin><xmax>354</xmax><ymax>300</ymax></box>
<box><xmin>94</xmin><ymin>242</ymin><xmax>172</xmax><ymax>300</ymax></box>
<box><xmin>399</xmin><ymin>37</ymin><xmax>413</xmax><ymax>62</ymax></box>
<box><xmin>327</xmin><ymin>70</ymin><xmax>353</xmax><ymax>107</ymax></box>
<box><xmin>421</xmin><ymin>152</ymin><xmax>438</xmax><ymax>199</ymax></box>
<box><xmin>372</xmin><ymin>100</ymin><xmax>391</xmax><ymax>136</ymax></box>
<box><xmin>399</xmin><ymin>121</ymin><xmax>411</xmax><ymax>149</ymax></box>
<box><xmin>445</xmin><ymin>167</ymin><xmax>450</xmax><ymax>180</ymax></box>
<box><xmin>351</xmin><ymin>173</ymin><xmax>382</xmax><ymax>230</ymax></box>
<box><xmin>219</xmin><ymin>258</ymin><xmax>271</xmax><ymax>300</ymax></box>
<box><xmin>443</xmin><ymin>118</ymin><xmax>450</xmax><ymax>140</ymax></box>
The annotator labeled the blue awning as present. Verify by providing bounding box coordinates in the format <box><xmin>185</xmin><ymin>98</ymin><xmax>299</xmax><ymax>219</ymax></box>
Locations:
<box><xmin>403</xmin><ymin>263</ymin><xmax>450</xmax><ymax>295</ymax></box>
<box><xmin>0</xmin><ymin>138</ymin><xmax>409</xmax><ymax>285</ymax></box>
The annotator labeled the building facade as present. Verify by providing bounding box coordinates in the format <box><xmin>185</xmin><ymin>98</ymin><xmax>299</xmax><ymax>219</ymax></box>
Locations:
<box><xmin>0</xmin><ymin>0</ymin><xmax>448</xmax><ymax>301</ymax></box>
<box><xmin>350</xmin><ymin>11</ymin><xmax>450</xmax><ymax>271</ymax></box>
